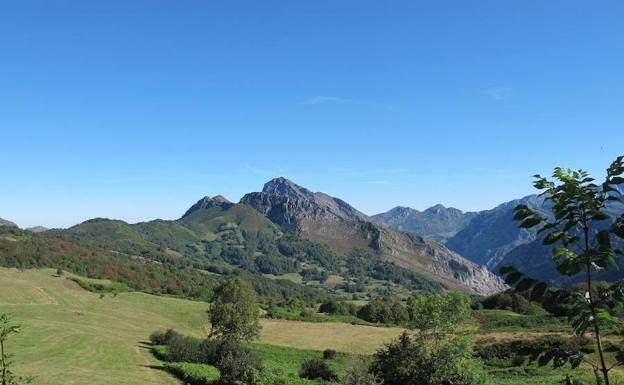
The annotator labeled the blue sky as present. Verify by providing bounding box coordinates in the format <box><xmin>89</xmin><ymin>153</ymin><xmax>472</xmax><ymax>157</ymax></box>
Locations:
<box><xmin>1</xmin><ymin>1</ymin><xmax>623</xmax><ymax>228</ymax></box>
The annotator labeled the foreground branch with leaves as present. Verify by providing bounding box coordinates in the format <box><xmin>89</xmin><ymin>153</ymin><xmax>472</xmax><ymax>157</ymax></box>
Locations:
<box><xmin>0</xmin><ymin>314</ymin><xmax>32</xmax><ymax>385</ymax></box>
<box><xmin>507</xmin><ymin>156</ymin><xmax>624</xmax><ymax>385</ymax></box>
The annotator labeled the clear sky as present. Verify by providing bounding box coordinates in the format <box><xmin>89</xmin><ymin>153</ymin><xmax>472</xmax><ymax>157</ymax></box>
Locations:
<box><xmin>1</xmin><ymin>1</ymin><xmax>623</xmax><ymax>228</ymax></box>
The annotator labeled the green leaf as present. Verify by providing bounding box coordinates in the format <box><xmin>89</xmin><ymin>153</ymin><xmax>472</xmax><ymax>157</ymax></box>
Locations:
<box><xmin>520</xmin><ymin>217</ymin><xmax>542</xmax><ymax>229</ymax></box>
<box><xmin>592</xmin><ymin>212</ymin><xmax>610</xmax><ymax>221</ymax></box>
<box><xmin>530</xmin><ymin>282</ymin><xmax>548</xmax><ymax>301</ymax></box>
<box><xmin>543</xmin><ymin>232</ymin><xmax>563</xmax><ymax>245</ymax></box>
<box><xmin>504</xmin><ymin>270</ymin><xmax>524</xmax><ymax>286</ymax></box>
<box><xmin>596</xmin><ymin>311</ymin><xmax>614</xmax><ymax>322</ymax></box>
<box><xmin>613</xmin><ymin>217</ymin><xmax>624</xmax><ymax>239</ymax></box>
<box><xmin>596</xmin><ymin>230</ymin><xmax>612</xmax><ymax>249</ymax></box>
<box><xmin>516</xmin><ymin>277</ymin><xmax>537</xmax><ymax>292</ymax></box>
<box><xmin>610</xmin><ymin>176</ymin><xmax>624</xmax><ymax>185</ymax></box>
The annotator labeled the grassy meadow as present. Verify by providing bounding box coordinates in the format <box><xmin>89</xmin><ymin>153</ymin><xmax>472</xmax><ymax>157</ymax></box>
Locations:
<box><xmin>0</xmin><ymin>268</ymin><xmax>401</xmax><ymax>385</ymax></box>
<box><xmin>0</xmin><ymin>267</ymin><xmax>617</xmax><ymax>385</ymax></box>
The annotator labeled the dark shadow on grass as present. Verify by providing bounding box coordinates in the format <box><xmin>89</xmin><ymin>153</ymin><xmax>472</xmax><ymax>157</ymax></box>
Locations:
<box><xmin>143</xmin><ymin>364</ymin><xmax>168</xmax><ymax>371</ymax></box>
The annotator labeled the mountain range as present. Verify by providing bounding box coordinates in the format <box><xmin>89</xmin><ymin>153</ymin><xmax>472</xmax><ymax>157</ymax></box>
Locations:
<box><xmin>0</xmin><ymin>178</ymin><xmax>506</xmax><ymax>297</ymax></box>
<box><xmin>374</xmin><ymin>193</ymin><xmax>624</xmax><ymax>285</ymax></box>
<box><xmin>3</xmin><ymin>177</ymin><xmax>622</xmax><ymax>296</ymax></box>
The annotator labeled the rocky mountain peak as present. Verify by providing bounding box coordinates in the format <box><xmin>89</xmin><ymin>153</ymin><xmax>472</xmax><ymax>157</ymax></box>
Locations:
<box><xmin>181</xmin><ymin>195</ymin><xmax>234</xmax><ymax>218</ymax></box>
<box><xmin>262</xmin><ymin>177</ymin><xmax>312</xmax><ymax>198</ymax></box>
<box><xmin>241</xmin><ymin>178</ymin><xmax>368</xmax><ymax>228</ymax></box>
<box><xmin>211</xmin><ymin>195</ymin><xmax>231</xmax><ymax>203</ymax></box>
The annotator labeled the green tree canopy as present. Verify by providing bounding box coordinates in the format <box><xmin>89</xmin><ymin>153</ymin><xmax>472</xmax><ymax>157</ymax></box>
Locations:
<box><xmin>208</xmin><ymin>278</ymin><xmax>260</xmax><ymax>342</ymax></box>
<box><xmin>372</xmin><ymin>293</ymin><xmax>488</xmax><ymax>385</ymax></box>
<box><xmin>506</xmin><ymin>156</ymin><xmax>624</xmax><ymax>385</ymax></box>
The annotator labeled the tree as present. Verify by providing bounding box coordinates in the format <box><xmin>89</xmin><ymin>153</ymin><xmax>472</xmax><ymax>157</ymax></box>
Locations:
<box><xmin>208</xmin><ymin>278</ymin><xmax>260</xmax><ymax>342</ymax></box>
<box><xmin>510</xmin><ymin>156</ymin><xmax>624</xmax><ymax>385</ymax></box>
<box><xmin>371</xmin><ymin>293</ymin><xmax>489</xmax><ymax>385</ymax></box>
<box><xmin>407</xmin><ymin>292</ymin><xmax>471</xmax><ymax>335</ymax></box>
<box><xmin>0</xmin><ymin>314</ymin><xmax>32</xmax><ymax>385</ymax></box>
<box><xmin>357</xmin><ymin>299</ymin><xmax>392</xmax><ymax>324</ymax></box>
<box><xmin>344</xmin><ymin>356</ymin><xmax>382</xmax><ymax>385</ymax></box>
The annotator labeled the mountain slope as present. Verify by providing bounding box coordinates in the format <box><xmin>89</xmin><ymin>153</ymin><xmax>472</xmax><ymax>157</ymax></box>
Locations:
<box><xmin>26</xmin><ymin>226</ymin><xmax>48</xmax><ymax>233</ymax></box>
<box><xmin>495</xmin><ymin>200</ymin><xmax>624</xmax><ymax>283</ymax></box>
<box><xmin>241</xmin><ymin>178</ymin><xmax>506</xmax><ymax>295</ymax></box>
<box><xmin>372</xmin><ymin>205</ymin><xmax>478</xmax><ymax>243</ymax></box>
<box><xmin>445</xmin><ymin>195</ymin><xmax>550</xmax><ymax>269</ymax></box>
<box><xmin>0</xmin><ymin>218</ymin><xmax>18</xmax><ymax>227</ymax></box>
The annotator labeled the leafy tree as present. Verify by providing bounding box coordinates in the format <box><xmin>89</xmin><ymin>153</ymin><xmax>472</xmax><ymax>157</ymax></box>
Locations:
<box><xmin>208</xmin><ymin>278</ymin><xmax>261</xmax><ymax>342</ymax></box>
<box><xmin>372</xmin><ymin>293</ymin><xmax>489</xmax><ymax>385</ymax></box>
<box><xmin>209</xmin><ymin>339</ymin><xmax>262</xmax><ymax>385</ymax></box>
<box><xmin>0</xmin><ymin>314</ymin><xmax>33</xmax><ymax>385</ymax></box>
<box><xmin>407</xmin><ymin>292</ymin><xmax>471</xmax><ymax>335</ymax></box>
<box><xmin>343</xmin><ymin>356</ymin><xmax>383</xmax><ymax>385</ymax></box>
<box><xmin>371</xmin><ymin>332</ymin><xmax>489</xmax><ymax>385</ymax></box>
<box><xmin>357</xmin><ymin>299</ymin><xmax>393</xmax><ymax>324</ymax></box>
<box><xmin>510</xmin><ymin>156</ymin><xmax>624</xmax><ymax>385</ymax></box>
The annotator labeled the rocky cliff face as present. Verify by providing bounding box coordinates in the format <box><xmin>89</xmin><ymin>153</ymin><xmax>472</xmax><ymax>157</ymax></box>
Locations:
<box><xmin>242</xmin><ymin>177</ymin><xmax>506</xmax><ymax>295</ymax></box>
<box><xmin>240</xmin><ymin>177</ymin><xmax>368</xmax><ymax>228</ymax></box>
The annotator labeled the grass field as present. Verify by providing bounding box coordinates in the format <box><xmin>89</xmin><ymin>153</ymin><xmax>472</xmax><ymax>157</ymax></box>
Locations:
<box><xmin>0</xmin><ymin>268</ymin><xmax>402</xmax><ymax>385</ymax></box>
<box><xmin>1</xmin><ymin>267</ymin><xmax>618</xmax><ymax>385</ymax></box>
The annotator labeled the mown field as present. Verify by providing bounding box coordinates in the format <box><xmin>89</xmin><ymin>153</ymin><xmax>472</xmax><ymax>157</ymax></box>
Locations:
<box><xmin>0</xmin><ymin>267</ymin><xmax>614</xmax><ymax>385</ymax></box>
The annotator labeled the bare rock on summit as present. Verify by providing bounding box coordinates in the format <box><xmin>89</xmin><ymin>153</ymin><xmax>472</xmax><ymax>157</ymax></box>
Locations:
<box><xmin>241</xmin><ymin>177</ymin><xmax>506</xmax><ymax>296</ymax></box>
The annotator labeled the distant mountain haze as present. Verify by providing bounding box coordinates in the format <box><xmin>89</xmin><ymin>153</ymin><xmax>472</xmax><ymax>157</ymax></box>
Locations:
<box><xmin>374</xmin><ymin>195</ymin><xmax>549</xmax><ymax>268</ymax></box>
<box><xmin>0</xmin><ymin>217</ymin><xmax>47</xmax><ymax>233</ymax></box>
<box><xmin>372</xmin><ymin>205</ymin><xmax>477</xmax><ymax>243</ymax></box>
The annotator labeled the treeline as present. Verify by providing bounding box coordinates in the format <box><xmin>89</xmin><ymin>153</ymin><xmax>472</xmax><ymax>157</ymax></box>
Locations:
<box><xmin>319</xmin><ymin>298</ymin><xmax>408</xmax><ymax>325</ymax></box>
<box><xmin>0</xmin><ymin>226</ymin><xmax>332</xmax><ymax>305</ymax></box>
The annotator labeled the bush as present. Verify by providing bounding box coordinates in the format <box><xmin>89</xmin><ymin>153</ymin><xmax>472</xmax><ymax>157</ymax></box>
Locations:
<box><xmin>323</xmin><ymin>349</ymin><xmax>337</xmax><ymax>360</ymax></box>
<box><xmin>149</xmin><ymin>329</ymin><xmax>180</xmax><ymax>346</ymax></box>
<box><xmin>319</xmin><ymin>300</ymin><xmax>359</xmax><ymax>316</ymax></box>
<box><xmin>479</xmin><ymin>292</ymin><xmax>544</xmax><ymax>315</ymax></box>
<box><xmin>211</xmin><ymin>339</ymin><xmax>263</xmax><ymax>385</ymax></box>
<box><xmin>344</xmin><ymin>357</ymin><xmax>382</xmax><ymax>385</ymax></box>
<box><xmin>168</xmin><ymin>334</ymin><xmax>203</xmax><ymax>363</ymax></box>
<box><xmin>474</xmin><ymin>335</ymin><xmax>594</xmax><ymax>365</ymax></box>
<box><xmin>371</xmin><ymin>333</ymin><xmax>490</xmax><ymax>385</ymax></box>
<box><xmin>299</xmin><ymin>358</ymin><xmax>338</xmax><ymax>381</ymax></box>
<box><xmin>165</xmin><ymin>363</ymin><xmax>220</xmax><ymax>385</ymax></box>
<box><xmin>511</xmin><ymin>355</ymin><xmax>527</xmax><ymax>367</ymax></box>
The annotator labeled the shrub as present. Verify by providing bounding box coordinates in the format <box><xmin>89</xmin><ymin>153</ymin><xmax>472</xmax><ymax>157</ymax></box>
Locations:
<box><xmin>319</xmin><ymin>300</ymin><xmax>359</xmax><ymax>316</ymax></box>
<box><xmin>357</xmin><ymin>299</ymin><xmax>395</xmax><ymax>324</ymax></box>
<box><xmin>323</xmin><ymin>349</ymin><xmax>337</xmax><ymax>360</ymax></box>
<box><xmin>165</xmin><ymin>363</ymin><xmax>220</xmax><ymax>385</ymax></box>
<box><xmin>371</xmin><ymin>333</ymin><xmax>490</xmax><ymax>385</ymax></box>
<box><xmin>211</xmin><ymin>339</ymin><xmax>263</xmax><ymax>385</ymax></box>
<box><xmin>344</xmin><ymin>357</ymin><xmax>382</xmax><ymax>385</ymax></box>
<box><xmin>511</xmin><ymin>355</ymin><xmax>527</xmax><ymax>367</ymax></box>
<box><xmin>167</xmin><ymin>334</ymin><xmax>203</xmax><ymax>363</ymax></box>
<box><xmin>149</xmin><ymin>329</ymin><xmax>179</xmax><ymax>346</ymax></box>
<box><xmin>299</xmin><ymin>358</ymin><xmax>338</xmax><ymax>381</ymax></box>
<box><xmin>474</xmin><ymin>335</ymin><xmax>594</xmax><ymax>365</ymax></box>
